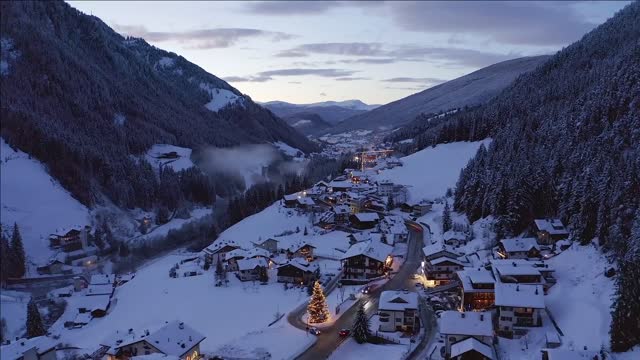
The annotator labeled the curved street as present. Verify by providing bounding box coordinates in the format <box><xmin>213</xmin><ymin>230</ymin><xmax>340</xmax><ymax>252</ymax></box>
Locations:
<box><xmin>289</xmin><ymin>222</ymin><xmax>434</xmax><ymax>359</ymax></box>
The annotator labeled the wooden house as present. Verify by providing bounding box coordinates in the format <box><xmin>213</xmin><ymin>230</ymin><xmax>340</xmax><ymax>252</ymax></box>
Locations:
<box><xmin>457</xmin><ymin>268</ymin><xmax>496</xmax><ymax>311</ymax></box>
<box><xmin>341</xmin><ymin>240</ymin><xmax>393</xmax><ymax>280</ymax></box>
<box><xmin>276</xmin><ymin>260</ymin><xmax>318</xmax><ymax>284</ymax></box>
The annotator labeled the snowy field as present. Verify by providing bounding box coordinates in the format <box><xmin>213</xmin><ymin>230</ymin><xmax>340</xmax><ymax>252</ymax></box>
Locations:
<box><xmin>199</xmin><ymin>84</ymin><xmax>241</xmax><ymax>112</ymax></box>
<box><xmin>328</xmin><ymin>338</ymin><xmax>406</xmax><ymax>360</ymax></box>
<box><xmin>0</xmin><ymin>138</ymin><xmax>90</xmax><ymax>269</ymax></box>
<box><xmin>0</xmin><ymin>290</ymin><xmax>30</xmax><ymax>340</ymax></box>
<box><xmin>377</xmin><ymin>140</ymin><xmax>491</xmax><ymax>202</ymax></box>
<box><xmin>49</xmin><ymin>254</ymin><xmax>311</xmax><ymax>353</ymax></box>
<box><xmin>144</xmin><ymin>144</ymin><xmax>195</xmax><ymax>172</ymax></box>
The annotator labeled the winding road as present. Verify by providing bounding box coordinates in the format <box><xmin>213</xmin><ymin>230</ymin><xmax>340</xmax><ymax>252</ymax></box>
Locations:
<box><xmin>289</xmin><ymin>222</ymin><xmax>434</xmax><ymax>359</ymax></box>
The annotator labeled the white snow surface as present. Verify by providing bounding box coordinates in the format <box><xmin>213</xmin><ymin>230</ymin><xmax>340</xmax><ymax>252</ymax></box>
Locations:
<box><xmin>199</xmin><ymin>83</ymin><xmax>241</xmax><ymax>112</ymax></box>
<box><xmin>0</xmin><ymin>291</ymin><xmax>30</xmax><ymax>340</ymax></box>
<box><xmin>328</xmin><ymin>338</ymin><xmax>406</xmax><ymax>360</ymax></box>
<box><xmin>292</xmin><ymin>119</ymin><xmax>312</xmax><ymax>127</ymax></box>
<box><xmin>377</xmin><ymin>140</ymin><xmax>491</xmax><ymax>202</ymax></box>
<box><xmin>144</xmin><ymin>144</ymin><xmax>195</xmax><ymax>172</ymax></box>
<box><xmin>0</xmin><ymin>138</ymin><xmax>90</xmax><ymax>268</ymax></box>
<box><xmin>273</xmin><ymin>141</ymin><xmax>302</xmax><ymax>157</ymax></box>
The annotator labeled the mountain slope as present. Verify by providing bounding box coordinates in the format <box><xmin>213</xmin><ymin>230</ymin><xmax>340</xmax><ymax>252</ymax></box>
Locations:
<box><xmin>262</xmin><ymin>100</ymin><xmax>376</xmax><ymax>125</ymax></box>
<box><xmin>0</xmin><ymin>0</ymin><xmax>315</xmax><ymax>208</ymax></box>
<box><xmin>281</xmin><ymin>112</ymin><xmax>332</xmax><ymax>136</ymax></box>
<box><xmin>330</xmin><ymin>55</ymin><xmax>551</xmax><ymax>133</ymax></box>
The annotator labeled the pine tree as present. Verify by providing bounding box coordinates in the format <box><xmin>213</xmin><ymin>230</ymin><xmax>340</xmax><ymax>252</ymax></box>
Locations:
<box><xmin>26</xmin><ymin>299</ymin><xmax>45</xmax><ymax>338</ymax></box>
<box><xmin>118</xmin><ymin>242</ymin><xmax>129</xmax><ymax>258</ymax></box>
<box><xmin>307</xmin><ymin>281</ymin><xmax>329</xmax><ymax>324</ymax></box>
<box><xmin>93</xmin><ymin>227</ymin><xmax>105</xmax><ymax>250</ymax></box>
<box><xmin>352</xmin><ymin>302</ymin><xmax>371</xmax><ymax>344</ymax></box>
<box><xmin>258</xmin><ymin>266</ymin><xmax>268</xmax><ymax>283</ymax></box>
<box><xmin>0</xmin><ymin>229</ymin><xmax>10</xmax><ymax>283</ymax></box>
<box><xmin>442</xmin><ymin>202</ymin><xmax>452</xmax><ymax>233</ymax></box>
<box><xmin>304</xmin><ymin>227</ymin><xmax>308</xmax><ymax>236</ymax></box>
<box><xmin>0</xmin><ymin>317</ymin><xmax>6</xmax><ymax>342</ymax></box>
<box><xmin>10</xmin><ymin>223</ymin><xmax>26</xmax><ymax>278</ymax></box>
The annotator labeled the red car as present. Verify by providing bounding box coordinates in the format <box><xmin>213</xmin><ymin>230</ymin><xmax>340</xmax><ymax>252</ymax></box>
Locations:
<box><xmin>339</xmin><ymin>329</ymin><xmax>351</xmax><ymax>337</ymax></box>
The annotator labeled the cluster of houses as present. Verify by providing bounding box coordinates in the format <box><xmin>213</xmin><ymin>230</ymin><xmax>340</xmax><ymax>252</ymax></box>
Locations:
<box><xmin>49</xmin><ymin>273</ymin><xmax>134</xmax><ymax>329</ymax></box>
<box><xmin>428</xmin><ymin>218</ymin><xmax>572</xmax><ymax>359</ymax></box>
<box><xmin>39</xmin><ymin>225</ymin><xmax>106</xmax><ymax>275</ymax></box>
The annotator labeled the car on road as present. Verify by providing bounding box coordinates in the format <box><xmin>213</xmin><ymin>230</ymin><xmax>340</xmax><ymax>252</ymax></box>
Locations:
<box><xmin>338</xmin><ymin>329</ymin><xmax>351</xmax><ymax>337</ymax></box>
<box><xmin>361</xmin><ymin>286</ymin><xmax>370</xmax><ymax>294</ymax></box>
<box><xmin>309</xmin><ymin>327</ymin><xmax>321</xmax><ymax>335</ymax></box>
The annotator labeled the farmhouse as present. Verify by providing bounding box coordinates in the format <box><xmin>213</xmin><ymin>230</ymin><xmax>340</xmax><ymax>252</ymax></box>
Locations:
<box><xmin>252</xmin><ymin>238</ymin><xmax>279</xmax><ymax>254</ymax></box>
<box><xmin>101</xmin><ymin>321</ymin><xmax>205</xmax><ymax>360</ymax></box>
<box><xmin>498</xmin><ymin>238</ymin><xmax>541</xmax><ymax>259</ymax></box>
<box><xmin>341</xmin><ymin>240</ymin><xmax>393</xmax><ymax>280</ymax></box>
<box><xmin>36</xmin><ymin>259</ymin><xmax>69</xmax><ymax>275</ymax></box>
<box><xmin>76</xmin><ymin>294</ymin><xmax>112</xmax><ymax>318</ymax></box>
<box><xmin>349</xmin><ymin>212</ymin><xmax>380</xmax><ymax>230</ymax></box>
<box><xmin>333</xmin><ymin>205</ymin><xmax>351</xmax><ymax>223</ymax></box>
<box><xmin>236</xmin><ymin>258</ymin><xmax>268</xmax><ymax>282</ymax></box>
<box><xmin>203</xmin><ymin>239</ymin><xmax>240</xmax><ymax>265</ymax></box>
<box><xmin>378</xmin><ymin>291</ymin><xmax>419</xmax><ymax>333</ymax></box>
<box><xmin>439</xmin><ymin>311</ymin><xmax>495</xmax><ymax>360</ymax></box>
<box><xmin>443</xmin><ymin>231</ymin><xmax>469</xmax><ymax>247</ymax></box>
<box><xmin>276</xmin><ymin>259</ymin><xmax>318</xmax><ymax>284</ymax></box>
<box><xmin>412</xmin><ymin>201</ymin><xmax>432</xmax><ymax>217</ymax></box>
<box><xmin>287</xmin><ymin>241</ymin><xmax>315</xmax><ymax>261</ymax></box>
<box><xmin>0</xmin><ymin>336</ymin><xmax>58</xmax><ymax>360</ymax></box>
<box><xmin>424</xmin><ymin>256</ymin><xmax>465</xmax><ymax>286</ymax></box>
<box><xmin>283</xmin><ymin>194</ymin><xmax>298</xmax><ymax>208</ymax></box>
<box><xmin>224</xmin><ymin>248</ymin><xmax>271</xmax><ymax>271</ymax></box>
<box><xmin>457</xmin><ymin>268</ymin><xmax>496</xmax><ymax>311</ymax></box>
<box><xmin>296</xmin><ymin>197</ymin><xmax>315</xmax><ymax>210</ymax></box>
<box><xmin>533</xmin><ymin>219</ymin><xmax>569</xmax><ymax>245</ymax></box>
<box><xmin>495</xmin><ymin>284</ymin><xmax>545</xmax><ymax>337</ymax></box>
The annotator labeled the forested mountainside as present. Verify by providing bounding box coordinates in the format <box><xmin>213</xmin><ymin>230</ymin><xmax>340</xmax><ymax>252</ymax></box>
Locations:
<box><xmin>392</xmin><ymin>3</ymin><xmax>640</xmax><ymax>350</ymax></box>
<box><xmin>0</xmin><ymin>0</ymin><xmax>316</xmax><ymax>210</ymax></box>
<box><xmin>331</xmin><ymin>55</ymin><xmax>550</xmax><ymax>134</ymax></box>
<box><xmin>281</xmin><ymin>112</ymin><xmax>333</xmax><ymax>136</ymax></box>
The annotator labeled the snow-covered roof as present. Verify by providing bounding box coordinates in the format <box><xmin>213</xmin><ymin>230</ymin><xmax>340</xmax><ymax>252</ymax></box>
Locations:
<box><xmin>379</xmin><ymin>291</ymin><xmax>418</xmax><ymax>311</ymax></box>
<box><xmin>353</xmin><ymin>212</ymin><xmax>380</xmax><ymax>222</ymax></box>
<box><xmin>277</xmin><ymin>259</ymin><xmax>317</xmax><ymax>272</ymax></box>
<box><xmin>283</xmin><ymin>194</ymin><xmax>298</xmax><ymax>201</ymax></box>
<box><xmin>87</xmin><ymin>284</ymin><xmax>114</xmax><ymax>296</ymax></box>
<box><xmin>534</xmin><ymin>219</ymin><xmax>569</xmax><ymax>235</ymax></box>
<box><xmin>429</xmin><ymin>256</ymin><xmax>465</xmax><ymax>266</ymax></box>
<box><xmin>74</xmin><ymin>312</ymin><xmax>92</xmax><ymax>324</ymax></box>
<box><xmin>0</xmin><ymin>336</ymin><xmax>58</xmax><ymax>360</ymax></box>
<box><xmin>132</xmin><ymin>354</ymin><xmax>180</xmax><ymax>360</ymax></box>
<box><xmin>439</xmin><ymin>311</ymin><xmax>493</xmax><ymax>337</ymax></box>
<box><xmin>329</xmin><ymin>180</ymin><xmax>352</xmax><ymax>189</ymax></box>
<box><xmin>347</xmin><ymin>233</ymin><xmax>371</xmax><ymax>242</ymax></box>
<box><xmin>288</xmin><ymin>240</ymin><xmax>315</xmax><ymax>252</ymax></box>
<box><xmin>341</xmin><ymin>239</ymin><xmax>392</xmax><ymax>262</ymax></box>
<box><xmin>500</xmin><ymin>238</ymin><xmax>540</xmax><ymax>253</ymax></box>
<box><xmin>237</xmin><ymin>258</ymin><xmax>268</xmax><ymax>271</ymax></box>
<box><xmin>381</xmin><ymin>216</ymin><xmax>408</xmax><ymax>235</ymax></box>
<box><xmin>333</xmin><ymin>205</ymin><xmax>350</xmax><ymax>214</ymax></box>
<box><xmin>204</xmin><ymin>239</ymin><xmax>239</xmax><ymax>254</ymax></box>
<box><xmin>422</xmin><ymin>244</ymin><xmax>461</xmax><ymax>258</ymax></box>
<box><xmin>225</xmin><ymin>247</ymin><xmax>270</xmax><ymax>261</ymax></box>
<box><xmin>494</xmin><ymin>263</ymin><xmax>542</xmax><ymax>277</ymax></box>
<box><xmin>495</xmin><ymin>283</ymin><xmax>544</xmax><ymax>309</ymax></box>
<box><xmin>457</xmin><ymin>268</ymin><xmax>495</xmax><ymax>292</ymax></box>
<box><xmin>76</xmin><ymin>294</ymin><xmax>111</xmax><ymax>311</ymax></box>
<box><xmin>450</xmin><ymin>337</ymin><xmax>493</xmax><ymax>359</ymax></box>
<box><xmin>114</xmin><ymin>321</ymin><xmax>205</xmax><ymax>357</ymax></box>
<box><xmin>90</xmin><ymin>274</ymin><xmax>115</xmax><ymax>285</ymax></box>
<box><xmin>297</xmin><ymin>197</ymin><xmax>315</xmax><ymax>206</ymax></box>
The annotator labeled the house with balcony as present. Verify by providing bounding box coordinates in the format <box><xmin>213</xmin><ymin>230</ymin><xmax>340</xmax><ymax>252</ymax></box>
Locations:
<box><xmin>443</xmin><ymin>231</ymin><xmax>469</xmax><ymax>247</ymax></box>
<box><xmin>341</xmin><ymin>239</ymin><xmax>393</xmax><ymax>280</ymax></box>
<box><xmin>236</xmin><ymin>258</ymin><xmax>268</xmax><ymax>282</ymax></box>
<box><xmin>495</xmin><ymin>283</ymin><xmax>545</xmax><ymax>337</ymax></box>
<box><xmin>378</xmin><ymin>291</ymin><xmax>419</xmax><ymax>333</ymax></box>
<box><xmin>287</xmin><ymin>241</ymin><xmax>316</xmax><ymax>261</ymax></box>
<box><xmin>276</xmin><ymin>259</ymin><xmax>318</xmax><ymax>284</ymax></box>
<box><xmin>439</xmin><ymin>311</ymin><xmax>495</xmax><ymax>360</ymax></box>
<box><xmin>533</xmin><ymin>219</ymin><xmax>569</xmax><ymax>245</ymax></box>
<box><xmin>252</xmin><ymin>238</ymin><xmax>279</xmax><ymax>254</ymax></box>
<box><xmin>457</xmin><ymin>268</ymin><xmax>496</xmax><ymax>311</ymax></box>
<box><xmin>349</xmin><ymin>212</ymin><xmax>380</xmax><ymax>230</ymax></box>
<box><xmin>425</xmin><ymin>256</ymin><xmax>465</xmax><ymax>286</ymax></box>
<box><xmin>498</xmin><ymin>238</ymin><xmax>541</xmax><ymax>259</ymax></box>
<box><xmin>203</xmin><ymin>239</ymin><xmax>240</xmax><ymax>265</ymax></box>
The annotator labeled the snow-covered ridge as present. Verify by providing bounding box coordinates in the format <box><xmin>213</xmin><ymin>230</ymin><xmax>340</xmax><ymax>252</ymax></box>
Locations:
<box><xmin>0</xmin><ymin>138</ymin><xmax>90</xmax><ymax>269</ymax></box>
<box><xmin>199</xmin><ymin>83</ymin><xmax>243</xmax><ymax>112</ymax></box>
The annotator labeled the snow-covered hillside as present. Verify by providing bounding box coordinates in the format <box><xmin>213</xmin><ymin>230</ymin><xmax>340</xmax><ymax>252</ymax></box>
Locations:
<box><xmin>0</xmin><ymin>138</ymin><xmax>90</xmax><ymax>269</ymax></box>
<box><xmin>200</xmin><ymin>83</ymin><xmax>242</xmax><ymax>111</ymax></box>
<box><xmin>145</xmin><ymin>144</ymin><xmax>195</xmax><ymax>172</ymax></box>
<box><xmin>377</xmin><ymin>140</ymin><xmax>491</xmax><ymax>201</ymax></box>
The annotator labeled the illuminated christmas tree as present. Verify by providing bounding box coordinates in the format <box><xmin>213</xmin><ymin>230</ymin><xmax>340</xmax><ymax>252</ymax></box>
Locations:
<box><xmin>307</xmin><ymin>281</ymin><xmax>330</xmax><ymax>324</ymax></box>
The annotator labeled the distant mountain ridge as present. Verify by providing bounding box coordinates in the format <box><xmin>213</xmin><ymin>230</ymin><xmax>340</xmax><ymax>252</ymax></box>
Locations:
<box><xmin>262</xmin><ymin>99</ymin><xmax>378</xmax><ymax>125</ymax></box>
<box><xmin>281</xmin><ymin>112</ymin><xmax>332</xmax><ymax>136</ymax></box>
<box><xmin>330</xmin><ymin>55</ymin><xmax>551</xmax><ymax>134</ymax></box>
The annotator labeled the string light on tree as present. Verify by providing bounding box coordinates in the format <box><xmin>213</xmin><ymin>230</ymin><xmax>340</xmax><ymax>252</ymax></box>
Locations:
<box><xmin>307</xmin><ymin>281</ymin><xmax>330</xmax><ymax>324</ymax></box>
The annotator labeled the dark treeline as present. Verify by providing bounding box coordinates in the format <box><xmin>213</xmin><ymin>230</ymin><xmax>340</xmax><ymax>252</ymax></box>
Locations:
<box><xmin>0</xmin><ymin>1</ymin><xmax>315</xmax><ymax>211</ymax></box>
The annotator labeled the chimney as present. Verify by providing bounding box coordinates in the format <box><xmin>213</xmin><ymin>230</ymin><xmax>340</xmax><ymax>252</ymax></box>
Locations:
<box><xmin>461</xmin><ymin>313</ymin><xmax>465</xmax><ymax>318</ymax></box>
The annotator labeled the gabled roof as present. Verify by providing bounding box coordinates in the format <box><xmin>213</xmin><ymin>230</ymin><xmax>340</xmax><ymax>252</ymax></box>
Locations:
<box><xmin>277</xmin><ymin>259</ymin><xmax>317</xmax><ymax>273</ymax></box>
<box><xmin>443</xmin><ymin>230</ymin><xmax>467</xmax><ymax>241</ymax></box>
<box><xmin>495</xmin><ymin>283</ymin><xmax>544</xmax><ymax>309</ymax></box>
<box><xmin>541</xmin><ymin>349</ymin><xmax>600</xmax><ymax>360</ymax></box>
<box><xmin>205</xmin><ymin>239</ymin><xmax>239</xmax><ymax>254</ymax></box>
<box><xmin>429</xmin><ymin>257</ymin><xmax>464</xmax><ymax>266</ymax></box>
<box><xmin>379</xmin><ymin>291</ymin><xmax>418</xmax><ymax>311</ymax></box>
<box><xmin>333</xmin><ymin>205</ymin><xmax>350</xmax><ymax>214</ymax></box>
<box><xmin>439</xmin><ymin>311</ymin><xmax>493</xmax><ymax>337</ymax></box>
<box><xmin>534</xmin><ymin>219</ymin><xmax>569</xmax><ymax>235</ymax></box>
<box><xmin>341</xmin><ymin>239</ymin><xmax>392</xmax><ymax>262</ymax></box>
<box><xmin>283</xmin><ymin>194</ymin><xmax>298</xmax><ymax>201</ymax></box>
<box><xmin>76</xmin><ymin>294</ymin><xmax>111</xmax><ymax>312</ymax></box>
<box><xmin>87</xmin><ymin>284</ymin><xmax>114</xmax><ymax>296</ymax></box>
<box><xmin>90</xmin><ymin>274</ymin><xmax>115</xmax><ymax>285</ymax></box>
<box><xmin>297</xmin><ymin>197</ymin><xmax>315</xmax><ymax>206</ymax></box>
<box><xmin>457</xmin><ymin>268</ymin><xmax>496</xmax><ymax>292</ymax></box>
<box><xmin>422</xmin><ymin>244</ymin><xmax>461</xmax><ymax>258</ymax></box>
<box><xmin>0</xmin><ymin>336</ymin><xmax>58</xmax><ymax>360</ymax></box>
<box><xmin>352</xmin><ymin>212</ymin><xmax>380</xmax><ymax>222</ymax></box>
<box><xmin>450</xmin><ymin>337</ymin><xmax>493</xmax><ymax>359</ymax></box>
<box><xmin>237</xmin><ymin>258</ymin><xmax>268</xmax><ymax>271</ymax></box>
<box><xmin>288</xmin><ymin>241</ymin><xmax>316</xmax><ymax>252</ymax></box>
<box><xmin>500</xmin><ymin>238</ymin><xmax>540</xmax><ymax>253</ymax></box>
<box><xmin>114</xmin><ymin>321</ymin><xmax>205</xmax><ymax>357</ymax></box>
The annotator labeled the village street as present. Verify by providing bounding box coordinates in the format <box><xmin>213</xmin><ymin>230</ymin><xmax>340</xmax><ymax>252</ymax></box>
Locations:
<box><xmin>291</xmin><ymin>223</ymin><xmax>434</xmax><ymax>359</ymax></box>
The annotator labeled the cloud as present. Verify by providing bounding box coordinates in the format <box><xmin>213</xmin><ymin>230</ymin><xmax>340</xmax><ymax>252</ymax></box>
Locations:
<box><xmin>335</xmin><ymin>77</ymin><xmax>370</xmax><ymax>81</ymax></box>
<box><xmin>382</xmin><ymin>77</ymin><xmax>447</xmax><ymax>84</ymax></box>
<box><xmin>222</xmin><ymin>75</ymin><xmax>272</xmax><ymax>83</ymax></box>
<box><xmin>258</xmin><ymin>68</ymin><xmax>357</xmax><ymax>78</ymax></box>
<box><xmin>277</xmin><ymin>42</ymin><xmax>385</xmax><ymax>57</ymax></box>
<box><xmin>319</xmin><ymin>92</ymin><xmax>327</xmax><ymax>97</ymax></box>
<box><xmin>245</xmin><ymin>1</ymin><xmax>338</xmax><ymax>15</ymax></box>
<box><xmin>114</xmin><ymin>24</ymin><xmax>294</xmax><ymax>49</ymax></box>
<box><xmin>386</xmin><ymin>1</ymin><xmax>595</xmax><ymax>46</ymax></box>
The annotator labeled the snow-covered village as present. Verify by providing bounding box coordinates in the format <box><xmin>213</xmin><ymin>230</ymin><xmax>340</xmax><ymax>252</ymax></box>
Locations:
<box><xmin>1</xmin><ymin>2</ymin><xmax>639</xmax><ymax>360</ymax></box>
